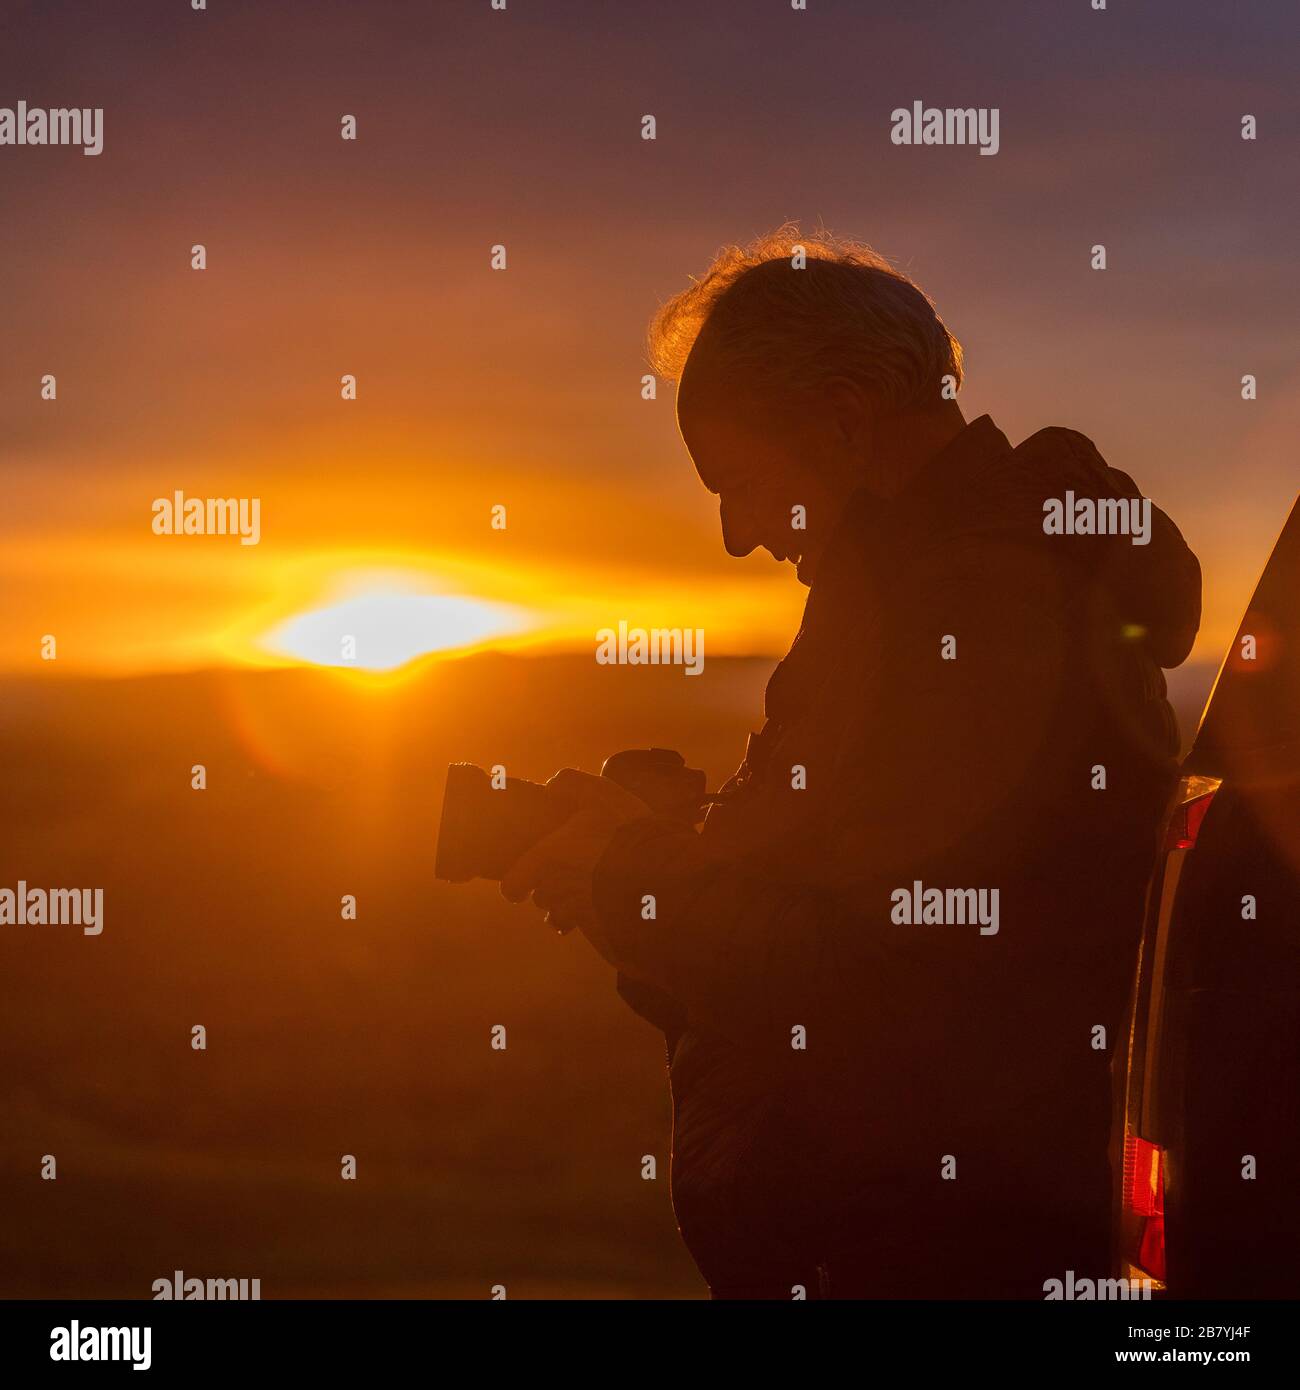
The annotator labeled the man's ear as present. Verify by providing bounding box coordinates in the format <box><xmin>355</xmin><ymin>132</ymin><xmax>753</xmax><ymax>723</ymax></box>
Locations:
<box><xmin>821</xmin><ymin>376</ymin><xmax>872</xmax><ymax>446</ymax></box>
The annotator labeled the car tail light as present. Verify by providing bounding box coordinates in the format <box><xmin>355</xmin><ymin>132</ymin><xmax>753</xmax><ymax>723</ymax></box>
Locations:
<box><xmin>1124</xmin><ymin>1136</ymin><xmax>1166</xmax><ymax>1283</ymax></box>
<box><xmin>1162</xmin><ymin>777</ymin><xmax>1221</xmax><ymax>851</ymax></box>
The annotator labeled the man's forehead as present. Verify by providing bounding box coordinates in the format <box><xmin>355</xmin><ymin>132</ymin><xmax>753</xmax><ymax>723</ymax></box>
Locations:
<box><xmin>678</xmin><ymin>400</ymin><xmax>770</xmax><ymax>495</ymax></box>
<box><xmin>676</xmin><ymin>381</ymin><xmax>729</xmax><ymax>486</ymax></box>
<box><xmin>677</xmin><ymin>340</ymin><xmax>748</xmax><ymax>441</ymax></box>
<box><xmin>676</xmin><ymin>332</ymin><xmax>728</xmax><ymax>415</ymax></box>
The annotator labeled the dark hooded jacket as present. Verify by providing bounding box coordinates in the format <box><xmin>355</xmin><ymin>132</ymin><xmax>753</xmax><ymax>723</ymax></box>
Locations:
<box><xmin>592</xmin><ymin>416</ymin><xmax>1202</xmax><ymax>1298</ymax></box>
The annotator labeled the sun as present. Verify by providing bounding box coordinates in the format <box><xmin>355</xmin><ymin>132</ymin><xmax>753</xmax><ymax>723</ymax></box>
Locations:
<box><xmin>261</xmin><ymin>586</ymin><xmax>530</xmax><ymax>671</ymax></box>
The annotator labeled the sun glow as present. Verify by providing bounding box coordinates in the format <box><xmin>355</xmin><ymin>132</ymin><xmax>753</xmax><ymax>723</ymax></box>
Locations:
<box><xmin>261</xmin><ymin>587</ymin><xmax>531</xmax><ymax>671</ymax></box>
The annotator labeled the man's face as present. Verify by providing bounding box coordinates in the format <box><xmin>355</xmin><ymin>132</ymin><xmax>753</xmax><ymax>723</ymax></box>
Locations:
<box><xmin>677</xmin><ymin>386</ymin><xmax>853</xmax><ymax>587</ymax></box>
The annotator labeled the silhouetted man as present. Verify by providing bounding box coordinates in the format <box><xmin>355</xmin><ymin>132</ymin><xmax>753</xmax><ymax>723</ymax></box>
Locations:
<box><xmin>502</xmin><ymin>231</ymin><xmax>1201</xmax><ymax>1299</ymax></box>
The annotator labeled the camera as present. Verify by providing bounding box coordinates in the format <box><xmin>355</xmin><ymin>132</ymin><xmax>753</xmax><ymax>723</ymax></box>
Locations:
<box><xmin>434</xmin><ymin>747</ymin><xmax>709</xmax><ymax>883</ymax></box>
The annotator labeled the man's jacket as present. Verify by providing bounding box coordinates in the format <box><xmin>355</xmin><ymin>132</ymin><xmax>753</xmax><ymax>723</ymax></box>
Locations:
<box><xmin>592</xmin><ymin>416</ymin><xmax>1202</xmax><ymax>1298</ymax></box>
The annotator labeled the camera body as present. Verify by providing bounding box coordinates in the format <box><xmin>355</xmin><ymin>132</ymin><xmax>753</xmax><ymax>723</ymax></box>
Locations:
<box><xmin>434</xmin><ymin>748</ymin><xmax>708</xmax><ymax>883</ymax></box>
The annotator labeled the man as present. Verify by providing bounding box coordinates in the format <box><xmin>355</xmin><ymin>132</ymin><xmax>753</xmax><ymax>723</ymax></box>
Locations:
<box><xmin>502</xmin><ymin>230</ymin><xmax>1202</xmax><ymax>1298</ymax></box>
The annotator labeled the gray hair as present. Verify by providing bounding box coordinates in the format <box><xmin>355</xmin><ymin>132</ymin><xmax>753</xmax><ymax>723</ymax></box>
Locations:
<box><xmin>648</xmin><ymin>223</ymin><xmax>963</xmax><ymax>413</ymax></box>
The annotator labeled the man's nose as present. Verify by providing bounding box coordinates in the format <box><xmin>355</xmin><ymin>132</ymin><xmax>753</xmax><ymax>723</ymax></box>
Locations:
<box><xmin>720</xmin><ymin>495</ymin><xmax>758</xmax><ymax>558</ymax></box>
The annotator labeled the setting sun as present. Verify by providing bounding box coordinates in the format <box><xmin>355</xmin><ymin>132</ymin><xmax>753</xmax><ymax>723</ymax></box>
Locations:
<box><xmin>261</xmin><ymin>588</ymin><xmax>531</xmax><ymax>671</ymax></box>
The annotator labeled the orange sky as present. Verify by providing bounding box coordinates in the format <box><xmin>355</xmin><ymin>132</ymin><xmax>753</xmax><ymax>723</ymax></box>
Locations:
<box><xmin>2</xmin><ymin>0</ymin><xmax>1296</xmax><ymax>676</ymax></box>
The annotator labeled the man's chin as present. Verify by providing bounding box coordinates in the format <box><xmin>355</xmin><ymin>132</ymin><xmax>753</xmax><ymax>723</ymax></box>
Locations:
<box><xmin>764</xmin><ymin>546</ymin><xmax>816</xmax><ymax>585</ymax></box>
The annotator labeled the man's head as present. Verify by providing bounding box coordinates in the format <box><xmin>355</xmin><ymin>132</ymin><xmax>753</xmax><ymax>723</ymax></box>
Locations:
<box><xmin>648</xmin><ymin>227</ymin><xmax>965</xmax><ymax>585</ymax></box>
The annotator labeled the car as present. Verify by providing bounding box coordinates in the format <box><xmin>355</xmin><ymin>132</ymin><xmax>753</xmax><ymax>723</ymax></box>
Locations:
<box><xmin>1114</xmin><ymin>491</ymin><xmax>1300</xmax><ymax>1297</ymax></box>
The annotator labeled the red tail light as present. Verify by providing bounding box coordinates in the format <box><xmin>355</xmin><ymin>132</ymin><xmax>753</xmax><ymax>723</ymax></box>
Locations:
<box><xmin>1162</xmin><ymin>781</ymin><xmax>1219</xmax><ymax>851</ymax></box>
<box><xmin>1163</xmin><ymin>791</ymin><xmax>1216</xmax><ymax>851</ymax></box>
<box><xmin>1124</xmin><ymin>1136</ymin><xmax>1166</xmax><ymax>1282</ymax></box>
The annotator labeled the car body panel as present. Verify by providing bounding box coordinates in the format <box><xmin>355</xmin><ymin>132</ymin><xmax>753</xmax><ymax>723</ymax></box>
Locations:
<box><xmin>1115</xmin><ymin>493</ymin><xmax>1300</xmax><ymax>1297</ymax></box>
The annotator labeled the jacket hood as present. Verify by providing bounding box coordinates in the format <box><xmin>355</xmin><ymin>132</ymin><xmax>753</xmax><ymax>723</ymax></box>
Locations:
<box><xmin>1013</xmin><ymin>425</ymin><xmax>1202</xmax><ymax>670</ymax></box>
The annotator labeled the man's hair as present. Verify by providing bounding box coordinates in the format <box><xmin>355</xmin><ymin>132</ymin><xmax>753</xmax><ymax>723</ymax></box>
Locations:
<box><xmin>647</xmin><ymin>223</ymin><xmax>963</xmax><ymax>414</ymax></box>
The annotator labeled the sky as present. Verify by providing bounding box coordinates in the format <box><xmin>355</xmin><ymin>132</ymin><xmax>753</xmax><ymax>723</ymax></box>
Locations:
<box><xmin>1</xmin><ymin>0</ymin><xmax>1296</xmax><ymax>674</ymax></box>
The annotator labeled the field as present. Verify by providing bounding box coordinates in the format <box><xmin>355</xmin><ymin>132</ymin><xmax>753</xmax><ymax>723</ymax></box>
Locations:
<box><xmin>0</xmin><ymin>652</ymin><xmax>1213</xmax><ymax>1298</ymax></box>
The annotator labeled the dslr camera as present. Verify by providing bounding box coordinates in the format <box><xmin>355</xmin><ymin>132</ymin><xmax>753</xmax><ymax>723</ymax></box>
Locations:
<box><xmin>435</xmin><ymin>747</ymin><xmax>708</xmax><ymax>883</ymax></box>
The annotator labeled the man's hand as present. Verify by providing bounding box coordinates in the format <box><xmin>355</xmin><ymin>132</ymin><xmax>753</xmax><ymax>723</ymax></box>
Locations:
<box><xmin>500</xmin><ymin>769</ymin><xmax>648</xmax><ymax>936</ymax></box>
